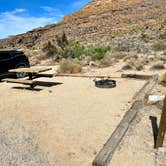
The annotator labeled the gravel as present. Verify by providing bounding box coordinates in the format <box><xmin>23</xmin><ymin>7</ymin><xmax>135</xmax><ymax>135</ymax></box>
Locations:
<box><xmin>0</xmin><ymin>118</ymin><xmax>54</xmax><ymax>166</ymax></box>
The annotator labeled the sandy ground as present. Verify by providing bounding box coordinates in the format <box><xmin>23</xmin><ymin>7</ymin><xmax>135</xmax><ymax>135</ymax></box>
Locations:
<box><xmin>0</xmin><ymin>66</ymin><xmax>146</xmax><ymax>166</ymax></box>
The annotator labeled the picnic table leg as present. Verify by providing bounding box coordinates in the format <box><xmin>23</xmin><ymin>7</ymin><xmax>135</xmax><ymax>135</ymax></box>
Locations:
<box><xmin>28</xmin><ymin>73</ymin><xmax>33</xmax><ymax>80</ymax></box>
<box><xmin>30</xmin><ymin>84</ymin><xmax>35</xmax><ymax>89</ymax></box>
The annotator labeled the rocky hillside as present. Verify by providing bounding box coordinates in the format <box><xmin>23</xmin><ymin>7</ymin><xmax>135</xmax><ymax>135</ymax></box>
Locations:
<box><xmin>0</xmin><ymin>0</ymin><xmax>166</xmax><ymax>48</ymax></box>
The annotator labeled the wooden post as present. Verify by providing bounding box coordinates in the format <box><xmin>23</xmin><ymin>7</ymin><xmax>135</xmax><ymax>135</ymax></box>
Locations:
<box><xmin>156</xmin><ymin>95</ymin><xmax>166</xmax><ymax>148</ymax></box>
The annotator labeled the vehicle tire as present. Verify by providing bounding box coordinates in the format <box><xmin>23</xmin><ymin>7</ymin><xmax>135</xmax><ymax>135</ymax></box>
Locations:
<box><xmin>15</xmin><ymin>63</ymin><xmax>29</xmax><ymax>78</ymax></box>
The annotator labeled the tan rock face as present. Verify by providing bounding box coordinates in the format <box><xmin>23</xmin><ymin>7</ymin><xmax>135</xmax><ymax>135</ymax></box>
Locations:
<box><xmin>0</xmin><ymin>0</ymin><xmax>166</xmax><ymax>48</ymax></box>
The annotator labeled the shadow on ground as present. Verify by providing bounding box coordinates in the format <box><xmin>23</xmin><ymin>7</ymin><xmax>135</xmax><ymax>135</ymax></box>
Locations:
<box><xmin>11</xmin><ymin>81</ymin><xmax>63</xmax><ymax>91</ymax></box>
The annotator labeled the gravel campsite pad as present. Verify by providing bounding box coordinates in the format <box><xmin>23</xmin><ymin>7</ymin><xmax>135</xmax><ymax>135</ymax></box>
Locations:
<box><xmin>0</xmin><ymin>76</ymin><xmax>146</xmax><ymax>166</ymax></box>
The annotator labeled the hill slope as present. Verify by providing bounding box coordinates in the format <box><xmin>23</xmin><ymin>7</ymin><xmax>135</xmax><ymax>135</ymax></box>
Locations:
<box><xmin>0</xmin><ymin>0</ymin><xmax>166</xmax><ymax>48</ymax></box>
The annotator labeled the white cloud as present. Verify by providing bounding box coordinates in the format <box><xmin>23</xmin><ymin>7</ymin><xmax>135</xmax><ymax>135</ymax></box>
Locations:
<box><xmin>41</xmin><ymin>6</ymin><xmax>56</xmax><ymax>13</ymax></box>
<box><xmin>41</xmin><ymin>6</ymin><xmax>64</xmax><ymax>17</ymax></box>
<box><xmin>0</xmin><ymin>8</ymin><xmax>61</xmax><ymax>39</ymax></box>
<box><xmin>13</xmin><ymin>8</ymin><xmax>27</xmax><ymax>14</ymax></box>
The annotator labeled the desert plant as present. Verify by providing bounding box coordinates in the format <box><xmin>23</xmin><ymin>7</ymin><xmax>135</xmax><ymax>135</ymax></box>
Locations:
<box><xmin>42</xmin><ymin>33</ymin><xmax>111</xmax><ymax>61</ymax></box>
<box><xmin>42</xmin><ymin>41</ymin><xmax>58</xmax><ymax>58</ymax></box>
<box><xmin>150</xmin><ymin>61</ymin><xmax>165</xmax><ymax>70</ymax></box>
<box><xmin>160</xmin><ymin>72</ymin><xmax>166</xmax><ymax>82</ymax></box>
<box><xmin>56</xmin><ymin>32</ymin><xmax>68</xmax><ymax>50</ymax></box>
<box><xmin>65</xmin><ymin>39</ymin><xmax>85</xmax><ymax>58</ymax></box>
<box><xmin>159</xmin><ymin>31</ymin><xmax>166</xmax><ymax>40</ymax></box>
<box><xmin>58</xmin><ymin>59</ymin><xmax>82</xmax><ymax>73</ymax></box>
<box><xmin>122</xmin><ymin>59</ymin><xmax>144</xmax><ymax>71</ymax></box>
<box><xmin>114</xmin><ymin>36</ymin><xmax>147</xmax><ymax>52</ymax></box>
<box><xmin>25</xmin><ymin>42</ymin><xmax>34</xmax><ymax>49</ymax></box>
<box><xmin>99</xmin><ymin>54</ymin><xmax>113</xmax><ymax>67</ymax></box>
<box><xmin>122</xmin><ymin>63</ymin><xmax>133</xmax><ymax>70</ymax></box>
<box><xmin>99</xmin><ymin>52</ymin><xmax>127</xmax><ymax>68</ymax></box>
<box><xmin>141</xmin><ymin>33</ymin><xmax>152</xmax><ymax>42</ymax></box>
<box><xmin>85</xmin><ymin>46</ymin><xmax>110</xmax><ymax>60</ymax></box>
<box><xmin>152</xmin><ymin>40</ymin><xmax>166</xmax><ymax>51</ymax></box>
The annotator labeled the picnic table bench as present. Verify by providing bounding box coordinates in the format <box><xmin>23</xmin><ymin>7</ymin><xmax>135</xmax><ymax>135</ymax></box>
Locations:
<box><xmin>3</xmin><ymin>67</ymin><xmax>54</xmax><ymax>88</ymax></box>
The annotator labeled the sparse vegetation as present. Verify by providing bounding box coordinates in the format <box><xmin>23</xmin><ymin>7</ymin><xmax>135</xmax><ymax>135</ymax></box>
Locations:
<box><xmin>41</xmin><ymin>32</ymin><xmax>111</xmax><ymax>61</ymax></box>
<box><xmin>25</xmin><ymin>50</ymin><xmax>39</xmax><ymax>57</ymax></box>
<box><xmin>122</xmin><ymin>63</ymin><xmax>133</xmax><ymax>70</ymax></box>
<box><xmin>114</xmin><ymin>36</ymin><xmax>147</xmax><ymax>53</ymax></box>
<box><xmin>42</xmin><ymin>41</ymin><xmax>58</xmax><ymax>58</ymax></box>
<box><xmin>152</xmin><ymin>40</ymin><xmax>166</xmax><ymax>51</ymax></box>
<box><xmin>150</xmin><ymin>61</ymin><xmax>165</xmax><ymax>70</ymax></box>
<box><xmin>65</xmin><ymin>39</ymin><xmax>85</xmax><ymax>58</ymax></box>
<box><xmin>141</xmin><ymin>33</ymin><xmax>153</xmax><ymax>42</ymax></box>
<box><xmin>99</xmin><ymin>52</ymin><xmax>127</xmax><ymax>67</ymax></box>
<box><xmin>122</xmin><ymin>57</ymin><xmax>144</xmax><ymax>71</ymax></box>
<box><xmin>85</xmin><ymin>46</ymin><xmax>111</xmax><ymax>60</ymax></box>
<box><xmin>159</xmin><ymin>31</ymin><xmax>166</xmax><ymax>40</ymax></box>
<box><xmin>99</xmin><ymin>54</ymin><xmax>113</xmax><ymax>67</ymax></box>
<box><xmin>58</xmin><ymin>59</ymin><xmax>82</xmax><ymax>74</ymax></box>
<box><xmin>160</xmin><ymin>72</ymin><xmax>166</xmax><ymax>82</ymax></box>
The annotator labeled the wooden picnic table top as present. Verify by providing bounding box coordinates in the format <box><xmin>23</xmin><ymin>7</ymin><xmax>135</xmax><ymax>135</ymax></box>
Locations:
<box><xmin>9</xmin><ymin>67</ymin><xmax>52</xmax><ymax>74</ymax></box>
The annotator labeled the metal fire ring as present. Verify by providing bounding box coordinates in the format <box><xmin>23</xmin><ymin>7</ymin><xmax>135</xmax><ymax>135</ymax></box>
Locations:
<box><xmin>94</xmin><ymin>79</ymin><xmax>116</xmax><ymax>88</ymax></box>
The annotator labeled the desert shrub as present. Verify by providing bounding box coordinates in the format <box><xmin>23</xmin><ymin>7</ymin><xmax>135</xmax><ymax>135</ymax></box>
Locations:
<box><xmin>42</xmin><ymin>41</ymin><xmax>58</xmax><ymax>58</ymax></box>
<box><xmin>58</xmin><ymin>59</ymin><xmax>82</xmax><ymax>74</ymax></box>
<box><xmin>163</xmin><ymin>51</ymin><xmax>166</xmax><ymax>55</ymax></box>
<box><xmin>0</xmin><ymin>44</ymin><xmax>3</xmax><ymax>49</ymax></box>
<box><xmin>54</xmin><ymin>33</ymin><xmax>85</xmax><ymax>58</ymax></box>
<box><xmin>42</xmin><ymin>33</ymin><xmax>85</xmax><ymax>59</ymax></box>
<box><xmin>160</xmin><ymin>72</ymin><xmax>166</xmax><ymax>82</ymax></box>
<box><xmin>26</xmin><ymin>50</ymin><xmax>39</xmax><ymax>57</ymax></box>
<box><xmin>152</xmin><ymin>40</ymin><xmax>166</xmax><ymax>51</ymax></box>
<box><xmin>99</xmin><ymin>54</ymin><xmax>113</xmax><ymax>67</ymax></box>
<box><xmin>159</xmin><ymin>31</ymin><xmax>166</xmax><ymax>40</ymax></box>
<box><xmin>122</xmin><ymin>63</ymin><xmax>133</xmax><ymax>70</ymax></box>
<box><xmin>42</xmin><ymin>33</ymin><xmax>111</xmax><ymax>61</ymax></box>
<box><xmin>123</xmin><ymin>55</ymin><xmax>131</xmax><ymax>62</ymax></box>
<box><xmin>123</xmin><ymin>53</ymin><xmax>138</xmax><ymax>62</ymax></box>
<box><xmin>114</xmin><ymin>36</ymin><xmax>148</xmax><ymax>52</ymax></box>
<box><xmin>65</xmin><ymin>39</ymin><xmax>85</xmax><ymax>57</ymax></box>
<box><xmin>85</xmin><ymin>46</ymin><xmax>110</xmax><ymax>60</ymax></box>
<box><xmin>32</xmin><ymin>45</ymin><xmax>37</xmax><ymax>50</ymax></box>
<box><xmin>135</xmin><ymin>64</ymin><xmax>144</xmax><ymax>71</ymax></box>
<box><xmin>99</xmin><ymin>52</ymin><xmax>127</xmax><ymax>67</ymax></box>
<box><xmin>150</xmin><ymin>61</ymin><xmax>165</xmax><ymax>70</ymax></box>
<box><xmin>141</xmin><ymin>33</ymin><xmax>153</xmax><ymax>42</ymax></box>
<box><xmin>25</xmin><ymin>43</ymin><xmax>34</xmax><ymax>49</ymax></box>
<box><xmin>112</xmin><ymin>52</ymin><xmax>127</xmax><ymax>59</ymax></box>
<box><xmin>56</xmin><ymin>32</ymin><xmax>68</xmax><ymax>50</ymax></box>
<box><xmin>122</xmin><ymin>59</ymin><xmax>144</xmax><ymax>71</ymax></box>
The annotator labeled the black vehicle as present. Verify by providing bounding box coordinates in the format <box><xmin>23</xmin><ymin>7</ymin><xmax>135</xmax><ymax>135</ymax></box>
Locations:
<box><xmin>0</xmin><ymin>50</ymin><xmax>30</xmax><ymax>79</ymax></box>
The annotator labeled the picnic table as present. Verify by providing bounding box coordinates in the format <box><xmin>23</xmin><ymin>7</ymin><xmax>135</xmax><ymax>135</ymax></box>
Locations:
<box><xmin>3</xmin><ymin>67</ymin><xmax>54</xmax><ymax>88</ymax></box>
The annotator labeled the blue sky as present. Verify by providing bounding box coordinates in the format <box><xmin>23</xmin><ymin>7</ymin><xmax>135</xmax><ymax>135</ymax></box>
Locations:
<box><xmin>0</xmin><ymin>0</ymin><xmax>91</xmax><ymax>39</ymax></box>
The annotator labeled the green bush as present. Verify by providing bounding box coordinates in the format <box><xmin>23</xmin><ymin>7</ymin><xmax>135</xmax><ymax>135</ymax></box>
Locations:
<box><xmin>42</xmin><ymin>33</ymin><xmax>111</xmax><ymax>60</ymax></box>
<box><xmin>85</xmin><ymin>46</ymin><xmax>110</xmax><ymax>60</ymax></box>
<box><xmin>152</xmin><ymin>40</ymin><xmax>166</xmax><ymax>51</ymax></box>
<box><xmin>66</xmin><ymin>39</ymin><xmax>85</xmax><ymax>57</ymax></box>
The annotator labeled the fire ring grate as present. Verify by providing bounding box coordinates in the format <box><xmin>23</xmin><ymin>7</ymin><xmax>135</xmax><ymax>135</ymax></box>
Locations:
<box><xmin>94</xmin><ymin>79</ymin><xmax>116</xmax><ymax>88</ymax></box>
